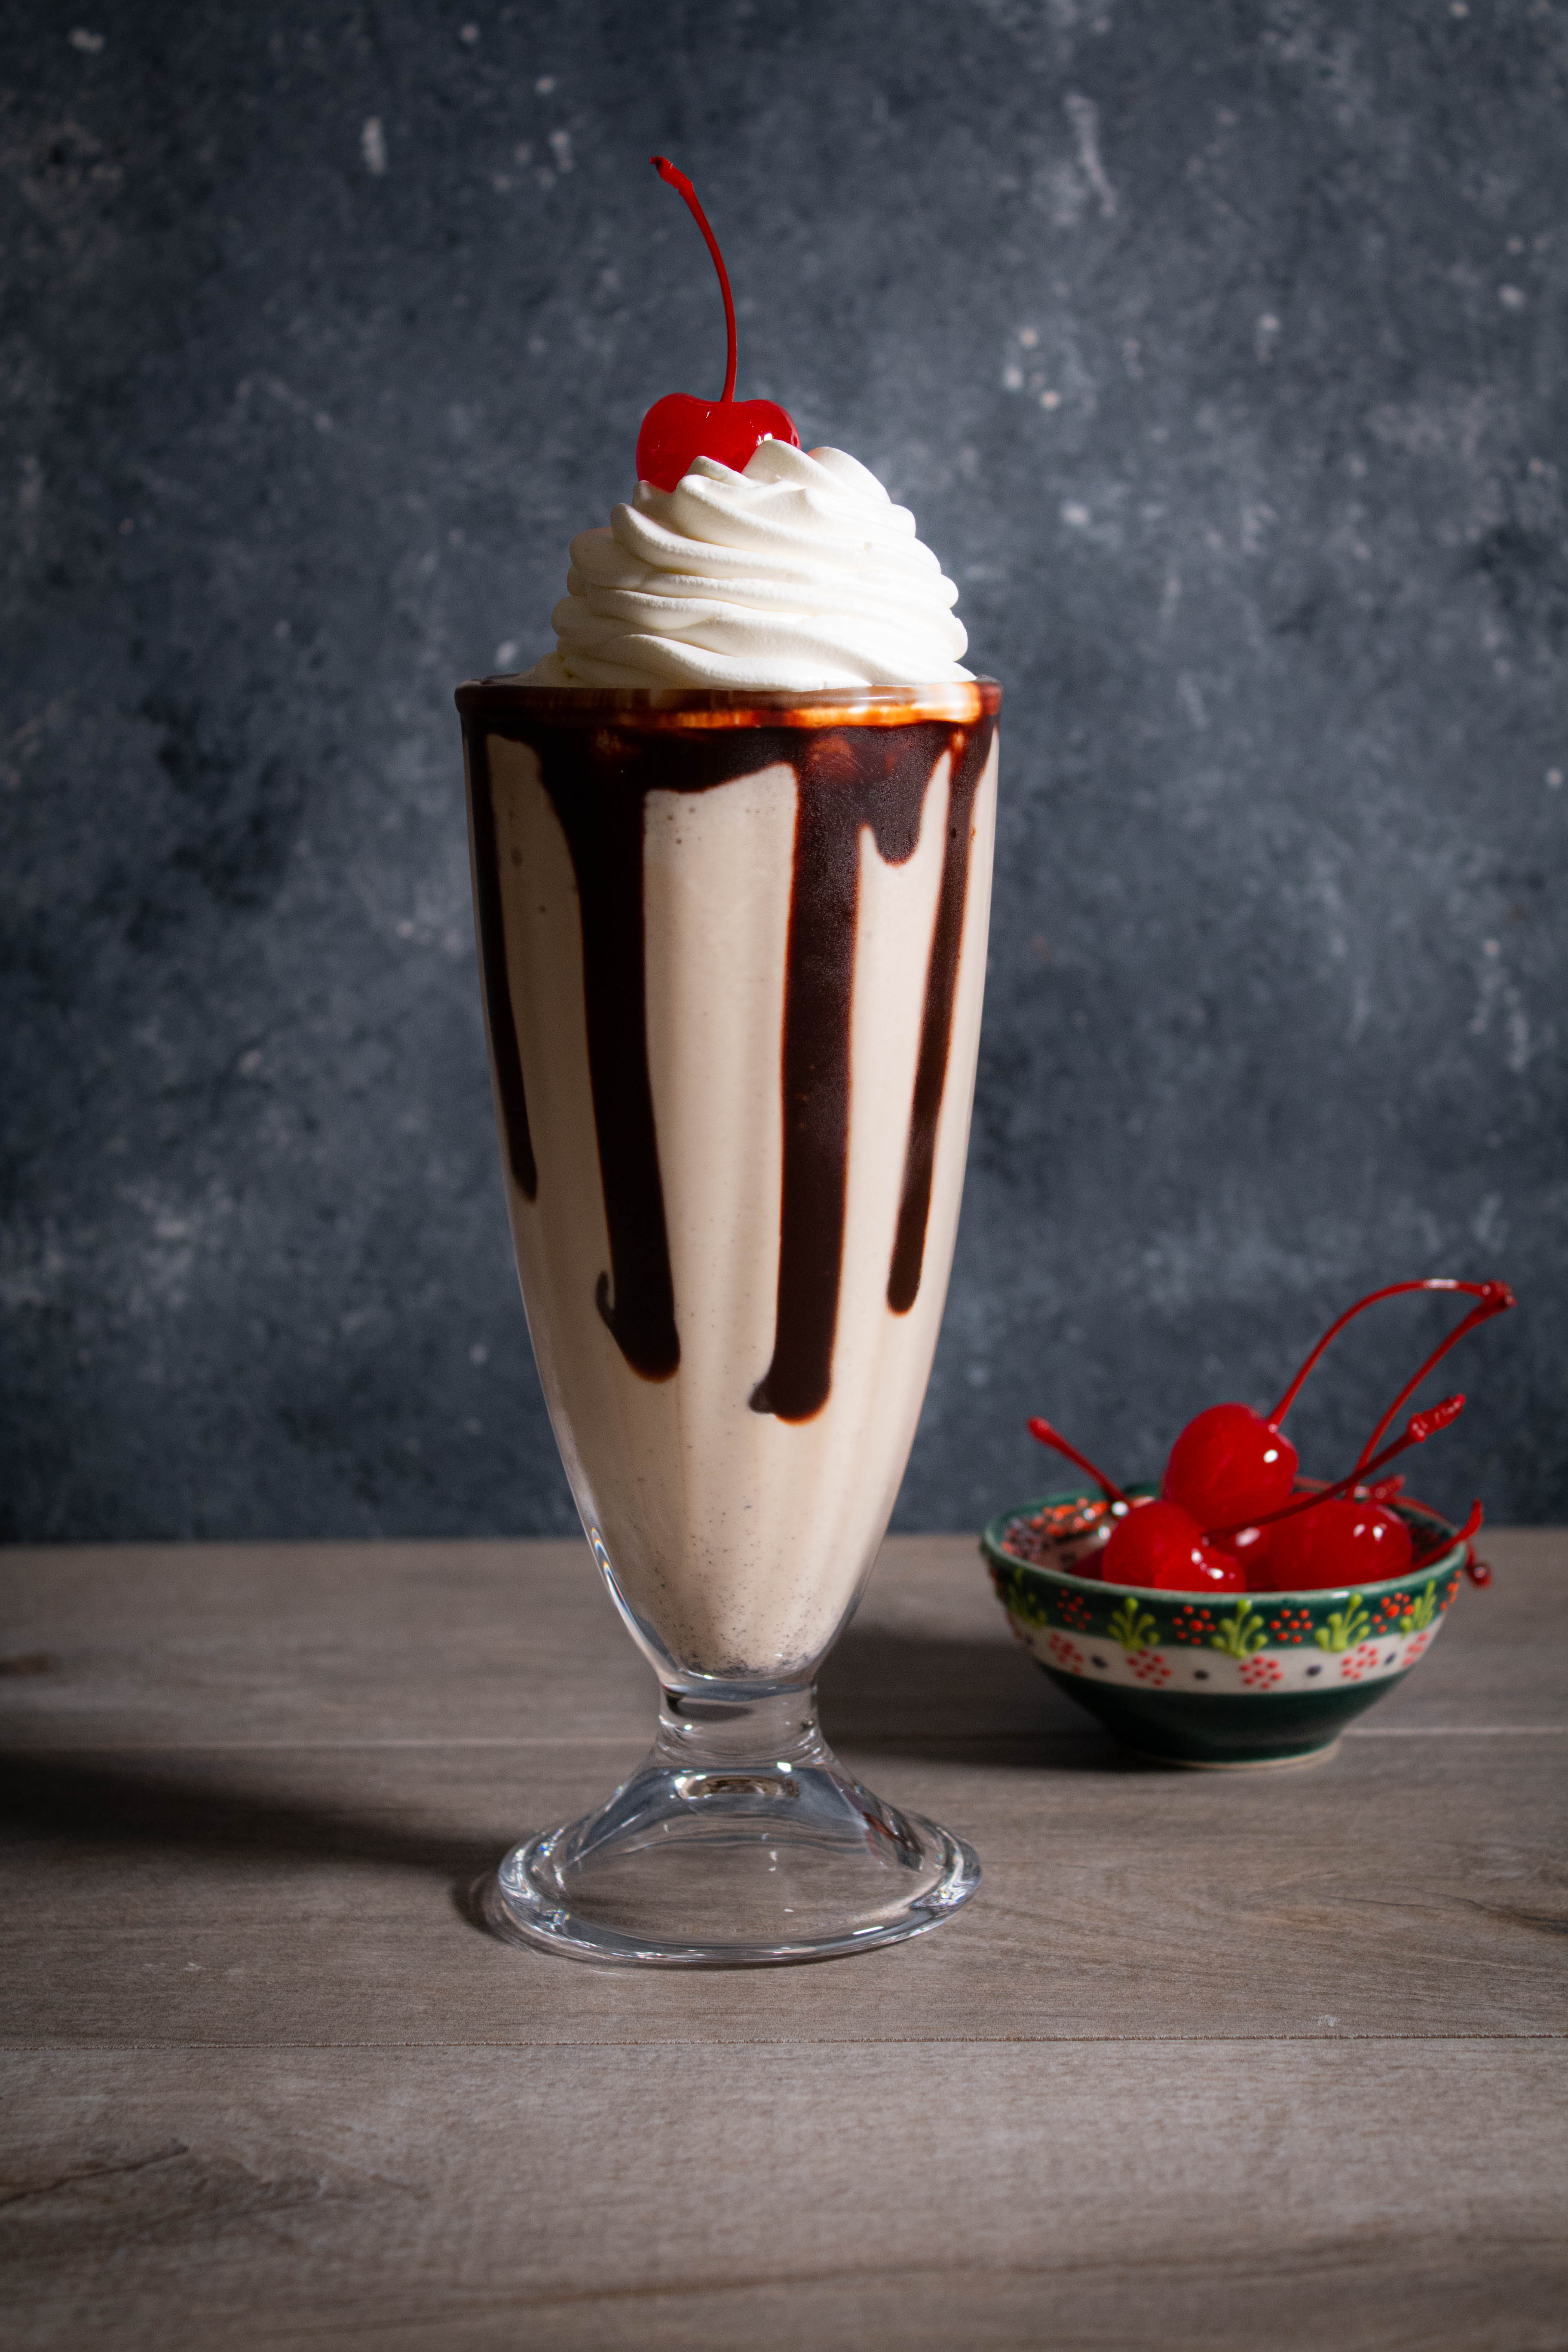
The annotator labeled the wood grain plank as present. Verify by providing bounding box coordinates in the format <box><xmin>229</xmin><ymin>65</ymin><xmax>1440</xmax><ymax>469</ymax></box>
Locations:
<box><xmin>2</xmin><ymin>1731</ymin><xmax>1562</xmax><ymax>2047</ymax></box>
<box><xmin>2</xmin><ymin>1538</ymin><xmax>1562</xmax><ymax>2345</ymax></box>
<box><xmin>1</xmin><ymin>1530</ymin><xmax>1562</xmax><ymax>1753</ymax></box>
<box><xmin>2</xmin><ymin>2043</ymin><xmax>1563</xmax><ymax>2351</ymax></box>
<box><xmin>0</xmin><ymin>1540</ymin><xmax>643</xmax><ymax>1751</ymax></box>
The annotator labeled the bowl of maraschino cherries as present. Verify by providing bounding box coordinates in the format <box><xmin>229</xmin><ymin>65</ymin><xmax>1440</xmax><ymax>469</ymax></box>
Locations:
<box><xmin>980</xmin><ymin>1279</ymin><xmax>1515</xmax><ymax>1769</ymax></box>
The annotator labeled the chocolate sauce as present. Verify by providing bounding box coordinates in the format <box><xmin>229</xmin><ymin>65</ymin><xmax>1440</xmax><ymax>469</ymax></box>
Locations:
<box><xmin>749</xmin><ymin>725</ymin><xmax>983</xmax><ymax>1421</ymax></box>
<box><xmin>458</xmin><ymin>689</ymin><xmax>998</xmax><ymax>1418</ymax></box>
<box><xmin>885</xmin><ymin>725</ymin><xmax>994</xmax><ymax>1317</ymax></box>
<box><xmin>466</xmin><ymin>742</ymin><xmax>536</xmax><ymax>1200</ymax></box>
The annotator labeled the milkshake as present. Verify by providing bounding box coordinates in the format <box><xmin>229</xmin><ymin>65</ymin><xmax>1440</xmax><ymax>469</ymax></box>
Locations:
<box><xmin>459</xmin><ymin>161</ymin><xmax>998</xmax><ymax>1961</ymax></box>
<box><xmin>461</xmin><ymin>673</ymin><xmax>999</xmax><ymax>1685</ymax></box>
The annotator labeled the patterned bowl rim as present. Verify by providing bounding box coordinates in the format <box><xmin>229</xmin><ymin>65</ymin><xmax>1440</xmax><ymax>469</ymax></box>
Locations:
<box><xmin>980</xmin><ymin>1484</ymin><xmax>1470</xmax><ymax>1603</ymax></box>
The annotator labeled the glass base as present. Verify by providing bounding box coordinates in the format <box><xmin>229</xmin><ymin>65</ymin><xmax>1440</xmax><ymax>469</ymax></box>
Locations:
<box><xmin>480</xmin><ymin>1684</ymin><xmax>980</xmax><ymax>1967</ymax></box>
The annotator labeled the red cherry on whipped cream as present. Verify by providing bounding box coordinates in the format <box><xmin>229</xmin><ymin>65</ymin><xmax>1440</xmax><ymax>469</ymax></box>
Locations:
<box><xmin>635</xmin><ymin>156</ymin><xmax>799</xmax><ymax>493</ymax></box>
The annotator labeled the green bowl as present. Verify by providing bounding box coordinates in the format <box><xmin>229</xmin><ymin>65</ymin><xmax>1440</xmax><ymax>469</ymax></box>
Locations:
<box><xmin>980</xmin><ymin>1485</ymin><xmax>1473</xmax><ymax>1770</ymax></box>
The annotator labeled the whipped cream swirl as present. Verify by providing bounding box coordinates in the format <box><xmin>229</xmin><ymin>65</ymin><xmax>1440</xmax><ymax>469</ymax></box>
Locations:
<box><xmin>523</xmin><ymin>441</ymin><xmax>971</xmax><ymax>689</ymax></box>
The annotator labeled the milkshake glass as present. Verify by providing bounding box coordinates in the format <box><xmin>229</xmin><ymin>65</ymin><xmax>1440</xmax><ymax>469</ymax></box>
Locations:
<box><xmin>459</xmin><ymin>675</ymin><xmax>1000</xmax><ymax>1963</ymax></box>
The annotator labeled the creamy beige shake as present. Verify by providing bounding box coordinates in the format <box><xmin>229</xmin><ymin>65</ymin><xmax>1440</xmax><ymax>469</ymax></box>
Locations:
<box><xmin>460</xmin><ymin>443</ymin><xmax>998</xmax><ymax>1682</ymax></box>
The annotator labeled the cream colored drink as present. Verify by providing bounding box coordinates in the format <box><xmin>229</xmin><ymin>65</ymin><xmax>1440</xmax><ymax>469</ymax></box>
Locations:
<box><xmin>462</xmin><ymin>677</ymin><xmax>998</xmax><ymax>1680</ymax></box>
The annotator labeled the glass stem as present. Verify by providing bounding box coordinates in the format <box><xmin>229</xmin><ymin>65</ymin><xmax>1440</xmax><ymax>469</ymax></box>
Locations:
<box><xmin>652</xmin><ymin>1682</ymin><xmax>828</xmax><ymax>1783</ymax></box>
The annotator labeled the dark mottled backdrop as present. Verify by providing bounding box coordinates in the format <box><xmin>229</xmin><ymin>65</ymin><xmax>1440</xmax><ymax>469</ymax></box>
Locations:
<box><xmin>3</xmin><ymin>0</ymin><xmax>1563</xmax><ymax>1543</ymax></box>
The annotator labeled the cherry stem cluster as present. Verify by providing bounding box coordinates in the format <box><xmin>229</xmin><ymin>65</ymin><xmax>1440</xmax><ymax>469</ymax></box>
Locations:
<box><xmin>1027</xmin><ymin>1276</ymin><xmax>1514</xmax><ymax>1571</ymax></box>
<box><xmin>652</xmin><ymin>156</ymin><xmax>737</xmax><ymax>403</ymax></box>
<box><xmin>1268</xmin><ymin>1278</ymin><xmax>1510</xmax><ymax>1430</ymax></box>
<box><xmin>1351</xmin><ymin>1283</ymin><xmax>1514</xmax><ymax>1472</ymax></box>
<box><xmin>1204</xmin><ymin>1395</ymin><xmax>1465</xmax><ymax>1542</ymax></box>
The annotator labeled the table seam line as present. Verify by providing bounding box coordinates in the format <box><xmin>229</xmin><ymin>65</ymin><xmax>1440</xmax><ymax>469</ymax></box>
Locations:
<box><xmin>4</xmin><ymin>1727</ymin><xmax>1564</xmax><ymax>1752</ymax></box>
<box><xmin>4</xmin><ymin>2032</ymin><xmax>1565</xmax><ymax>2053</ymax></box>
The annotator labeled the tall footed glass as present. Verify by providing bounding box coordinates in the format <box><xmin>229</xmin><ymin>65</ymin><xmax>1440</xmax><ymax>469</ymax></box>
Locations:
<box><xmin>458</xmin><ymin>678</ymin><xmax>1001</xmax><ymax>1964</ymax></box>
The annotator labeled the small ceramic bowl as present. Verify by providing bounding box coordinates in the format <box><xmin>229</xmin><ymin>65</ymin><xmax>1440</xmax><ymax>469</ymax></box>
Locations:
<box><xmin>980</xmin><ymin>1485</ymin><xmax>1474</xmax><ymax>1769</ymax></box>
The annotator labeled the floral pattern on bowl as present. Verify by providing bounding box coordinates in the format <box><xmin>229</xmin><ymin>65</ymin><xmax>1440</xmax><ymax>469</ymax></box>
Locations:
<box><xmin>981</xmin><ymin>1485</ymin><xmax>1471</xmax><ymax>1769</ymax></box>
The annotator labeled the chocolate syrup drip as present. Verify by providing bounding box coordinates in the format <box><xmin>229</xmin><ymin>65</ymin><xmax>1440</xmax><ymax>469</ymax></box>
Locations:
<box><xmin>458</xmin><ymin>694</ymin><xmax>997</xmax><ymax>1418</ymax></box>
<box><xmin>750</xmin><ymin>726</ymin><xmax>968</xmax><ymax>1422</ymax></box>
<box><xmin>465</xmin><ymin>735</ymin><xmax>536</xmax><ymax>1200</ymax></box>
<box><xmin>885</xmin><ymin>726</ymin><xmax>993</xmax><ymax>1316</ymax></box>
<box><xmin>545</xmin><ymin>749</ymin><xmax>684</xmax><ymax>1380</ymax></box>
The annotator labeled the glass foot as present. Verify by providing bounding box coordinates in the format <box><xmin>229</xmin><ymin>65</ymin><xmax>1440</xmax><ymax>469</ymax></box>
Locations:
<box><xmin>481</xmin><ymin>1684</ymin><xmax>980</xmax><ymax>1967</ymax></box>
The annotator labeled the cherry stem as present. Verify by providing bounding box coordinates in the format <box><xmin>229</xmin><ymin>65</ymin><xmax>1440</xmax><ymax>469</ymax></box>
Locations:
<box><xmin>1268</xmin><ymin>1278</ymin><xmax>1502</xmax><ymax>1428</ymax></box>
<box><xmin>1204</xmin><ymin>1396</ymin><xmax>1464</xmax><ymax>1543</ymax></box>
<box><xmin>1415</xmin><ymin>1496</ymin><xmax>1483</xmax><ymax>1566</ymax></box>
<box><xmin>652</xmin><ymin>156</ymin><xmax>737</xmax><ymax>404</ymax></box>
<box><xmin>1351</xmin><ymin>1283</ymin><xmax>1514</xmax><ymax>1473</ymax></box>
<box><xmin>1026</xmin><ymin>1418</ymin><xmax>1130</xmax><ymax>1509</ymax></box>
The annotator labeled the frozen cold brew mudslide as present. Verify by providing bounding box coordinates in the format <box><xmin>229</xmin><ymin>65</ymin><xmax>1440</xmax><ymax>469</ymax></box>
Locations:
<box><xmin>457</xmin><ymin>169</ymin><xmax>998</xmax><ymax>1963</ymax></box>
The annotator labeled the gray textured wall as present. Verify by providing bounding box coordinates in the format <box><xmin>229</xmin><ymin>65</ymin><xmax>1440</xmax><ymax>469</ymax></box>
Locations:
<box><xmin>3</xmin><ymin>0</ymin><xmax>1563</xmax><ymax>1544</ymax></box>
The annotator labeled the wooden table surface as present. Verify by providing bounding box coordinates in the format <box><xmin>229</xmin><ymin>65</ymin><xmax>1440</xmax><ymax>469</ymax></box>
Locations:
<box><xmin>2</xmin><ymin>1529</ymin><xmax>1564</xmax><ymax>2350</ymax></box>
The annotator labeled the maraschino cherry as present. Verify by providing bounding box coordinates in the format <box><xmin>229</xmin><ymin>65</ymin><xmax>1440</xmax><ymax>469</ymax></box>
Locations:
<box><xmin>1026</xmin><ymin>1421</ymin><xmax>1243</xmax><ymax>1590</ymax></box>
<box><xmin>635</xmin><ymin>157</ymin><xmax>799</xmax><ymax>493</ymax></box>
<box><xmin>1205</xmin><ymin>1395</ymin><xmax>1466</xmax><ymax>1590</ymax></box>
<box><xmin>1033</xmin><ymin>1395</ymin><xmax>1461</xmax><ymax>1593</ymax></box>
<box><xmin>1025</xmin><ymin>1276</ymin><xmax>1516</xmax><ymax>1594</ymax></box>
<box><xmin>1261</xmin><ymin>1498</ymin><xmax>1412</xmax><ymax>1591</ymax></box>
<box><xmin>1106</xmin><ymin>1502</ymin><xmax>1246</xmax><ymax>1594</ymax></box>
<box><xmin>1161</xmin><ymin>1403</ymin><xmax>1297</xmax><ymax>1537</ymax></box>
<box><xmin>1158</xmin><ymin>1279</ymin><xmax>1513</xmax><ymax>1537</ymax></box>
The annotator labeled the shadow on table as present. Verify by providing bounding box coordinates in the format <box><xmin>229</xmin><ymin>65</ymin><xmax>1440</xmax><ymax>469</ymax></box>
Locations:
<box><xmin>0</xmin><ymin>1749</ymin><xmax>506</xmax><ymax>1882</ymax></box>
<box><xmin>0</xmin><ymin>1632</ymin><xmax>1121</xmax><ymax>1890</ymax></box>
<box><xmin>818</xmin><ymin>1621</ymin><xmax>1123</xmax><ymax>1770</ymax></box>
